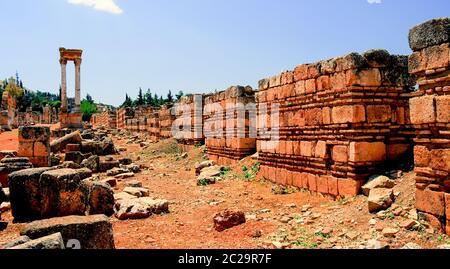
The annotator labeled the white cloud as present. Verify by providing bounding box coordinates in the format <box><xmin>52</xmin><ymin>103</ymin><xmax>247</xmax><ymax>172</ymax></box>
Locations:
<box><xmin>367</xmin><ymin>0</ymin><xmax>382</xmax><ymax>4</ymax></box>
<box><xmin>68</xmin><ymin>0</ymin><xmax>123</xmax><ymax>14</ymax></box>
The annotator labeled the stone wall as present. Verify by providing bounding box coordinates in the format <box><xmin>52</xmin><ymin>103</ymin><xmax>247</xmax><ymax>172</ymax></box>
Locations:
<box><xmin>256</xmin><ymin>50</ymin><xmax>415</xmax><ymax>197</ymax></box>
<box><xmin>204</xmin><ymin>86</ymin><xmax>257</xmax><ymax>165</ymax></box>
<box><xmin>91</xmin><ymin>110</ymin><xmax>117</xmax><ymax>129</ymax></box>
<box><xmin>0</xmin><ymin>91</ymin><xmax>17</xmax><ymax>131</ymax></box>
<box><xmin>173</xmin><ymin>94</ymin><xmax>205</xmax><ymax>151</ymax></box>
<box><xmin>18</xmin><ymin>126</ymin><xmax>51</xmax><ymax>167</ymax></box>
<box><xmin>147</xmin><ymin>111</ymin><xmax>160</xmax><ymax>141</ymax></box>
<box><xmin>408</xmin><ymin>18</ymin><xmax>450</xmax><ymax>235</ymax></box>
<box><xmin>159</xmin><ymin>104</ymin><xmax>176</xmax><ymax>139</ymax></box>
<box><xmin>116</xmin><ymin>107</ymin><xmax>134</xmax><ymax>129</ymax></box>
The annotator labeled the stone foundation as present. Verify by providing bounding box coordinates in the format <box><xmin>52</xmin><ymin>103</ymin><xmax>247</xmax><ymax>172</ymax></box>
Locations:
<box><xmin>59</xmin><ymin>112</ymin><xmax>83</xmax><ymax>129</ymax></box>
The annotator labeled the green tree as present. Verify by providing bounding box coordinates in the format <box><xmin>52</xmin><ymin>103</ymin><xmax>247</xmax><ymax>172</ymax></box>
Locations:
<box><xmin>136</xmin><ymin>88</ymin><xmax>144</xmax><ymax>106</ymax></box>
<box><xmin>81</xmin><ymin>98</ymin><xmax>97</xmax><ymax>121</ymax></box>
<box><xmin>121</xmin><ymin>94</ymin><xmax>133</xmax><ymax>108</ymax></box>
<box><xmin>167</xmin><ymin>90</ymin><xmax>174</xmax><ymax>103</ymax></box>
<box><xmin>176</xmin><ymin>90</ymin><xmax>184</xmax><ymax>100</ymax></box>
<box><xmin>145</xmin><ymin>89</ymin><xmax>153</xmax><ymax>106</ymax></box>
<box><xmin>86</xmin><ymin>94</ymin><xmax>94</xmax><ymax>104</ymax></box>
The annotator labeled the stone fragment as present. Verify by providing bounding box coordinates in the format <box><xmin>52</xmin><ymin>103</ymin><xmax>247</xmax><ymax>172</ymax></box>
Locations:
<box><xmin>213</xmin><ymin>210</ymin><xmax>246</xmax><ymax>232</ymax></box>
<box><xmin>362</xmin><ymin>175</ymin><xmax>396</xmax><ymax>196</ymax></box>
<box><xmin>10</xmin><ymin>233</ymin><xmax>64</xmax><ymax>249</ymax></box>
<box><xmin>20</xmin><ymin>215</ymin><xmax>115</xmax><ymax>249</ymax></box>
<box><xmin>368</xmin><ymin>188</ymin><xmax>394</xmax><ymax>213</ymax></box>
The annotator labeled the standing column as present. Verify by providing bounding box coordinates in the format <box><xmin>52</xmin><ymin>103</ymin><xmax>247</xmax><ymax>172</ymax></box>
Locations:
<box><xmin>74</xmin><ymin>58</ymin><xmax>82</xmax><ymax>112</ymax></box>
<box><xmin>60</xmin><ymin>59</ymin><xmax>68</xmax><ymax>112</ymax></box>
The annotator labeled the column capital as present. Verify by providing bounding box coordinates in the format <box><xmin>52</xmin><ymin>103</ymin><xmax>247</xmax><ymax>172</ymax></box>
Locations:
<box><xmin>74</xmin><ymin>58</ymin><xmax>82</xmax><ymax>66</ymax></box>
<box><xmin>60</xmin><ymin>58</ymin><xmax>67</xmax><ymax>65</ymax></box>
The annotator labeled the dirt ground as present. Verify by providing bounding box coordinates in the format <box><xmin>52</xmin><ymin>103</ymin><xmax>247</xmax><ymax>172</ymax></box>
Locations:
<box><xmin>0</xmin><ymin>131</ymin><xmax>449</xmax><ymax>249</ymax></box>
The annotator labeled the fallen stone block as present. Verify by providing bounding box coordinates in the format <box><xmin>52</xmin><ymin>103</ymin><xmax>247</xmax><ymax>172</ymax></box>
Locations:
<box><xmin>362</xmin><ymin>175</ymin><xmax>396</xmax><ymax>196</ymax></box>
<box><xmin>213</xmin><ymin>210</ymin><xmax>246</xmax><ymax>232</ymax></box>
<box><xmin>40</xmin><ymin>168</ymin><xmax>92</xmax><ymax>218</ymax></box>
<box><xmin>82</xmin><ymin>180</ymin><xmax>114</xmax><ymax>216</ymax></box>
<box><xmin>114</xmin><ymin>192</ymin><xmax>137</xmax><ymax>201</ymax></box>
<box><xmin>20</xmin><ymin>215</ymin><xmax>115</xmax><ymax>249</ymax></box>
<box><xmin>81</xmin><ymin>155</ymin><xmax>100</xmax><ymax>173</ymax></box>
<box><xmin>59</xmin><ymin>161</ymin><xmax>81</xmax><ymax>169</ymax></box>
<box><xmin>195</xmin><ymin>160</ymin><xmax>216</xmax><ymax>176</ymax></box>
<box><xmin>64</xmin><ymin>151</ymin><xmax>85</xmax><ymax>165</ymax></box>
<box><xmin>101</xmin><ymin>177</ymin><xmax>117</xmax><ymax>188</ymax></box>
<box><xmin>115</xmin><ymin>172</ymin><xmax>135</xmax><ymax>179</ymax></box>
<box><xmin>0</xmin><ymin>157</ymin><xmax>34</xmax><ymax>187</ymax></box>
<box><xmin>99</xmin><ymin>160</ymin><xmax>120</xmax><ymax>173</ymax></box>
<box><xmin>50</xmin><ymin>131</ymin><xmax>82</xmax><ymax>153</ymax></box>
<box><xmin>107</xmin><ymin>167</ymin><xmax>129</xmax><ymax>177</ymax></box>
<box><xmin>114</xmin><ymin>197</ymin><xmax>169</xmax><ymax>220</ymax></box>
<box><xmin>10</xmin><ymin>233</ymin><xmax>65</xmax><ymax>249</ymax></box>
<box><xmin>1</xmin><ymin>235</ymin><xmax>31</xmax><ymax>249</ymax></box>
<box><xmin>123</xmin><ymin>187</ymin><xmax>149</xmax><ymax>197</ymax></box>
<box><xmin>126</xmin><ymin>180</ymin><xmax>142</xmax><ymax>188</ymax></box>
<box><xmin>9</xmin><ymin>167</ymin><xmax>55</xmax><ymax>222</ymax></box>
<box><xmin>368</xmin><ymin>188</ymin><xmax>395</xmax><ymax>213</ymax></box>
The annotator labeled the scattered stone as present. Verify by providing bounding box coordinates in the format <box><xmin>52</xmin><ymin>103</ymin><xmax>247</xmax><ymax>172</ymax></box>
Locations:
<box><xmin>180</xmin><ymin>152</ymin><xmax>188</xmax><ymax>159</ymax></box>
<box><xmin>81</xmin><ymin>155</ymin><xmax>100</xmax><ymax>173</ymax></box>
<box><xmin>82</xmin><ymin>180</ymin><xmax>114</xmax><ymax>216</ymax></box>
<box><xmin>101</xmin><ymin>178</ymin><xmax>117</xmax><ymax>188</ymax></box>
<box><xmin>408</xmin><ymin>209</ymin><xmax>418</xmax><ymax>220</ymax></box>
<box><xmin>369</xmin><ymin>219</ymin><xmax>377</xmax><ymax>226</ymax></box>
<box><xmin>213</xmin><ymin>210</ymin><xmax>246</xmax><ymax>232</ymax></box>
<box><xmin>10</xmin><ymin>233</ymin><xmax>65</xmax><ymax>249</ymax></box>
<box><xmin>382</xmin><ymin>228</ymin><xmax>399</xmax><ymax>237</ymax></box>
<box><xmin>362</xmin><ymin>175</ymin><xmax>396</xmax><ymax>196</ymax></box>
<box><xmin>20</xmin><ymin>215</ymin><xmax>115</xmax><ymax>249</ymax></box>
<box><xmin>115</xmin><ymin>172</ymin><xmax>135</xmax><ymax>179</ymax></box>
<box><xmin>126</xmin><ymin>180</ymin><xmax>143</xmax><ymax>188</ymax></box>
<box><xmin>59</xmin><ymin>161</ymin><xmax>81</xmax><ymax>169</ymax></box>
<box><xmin>346</xmin><ymin>231</ymin><xmax>359</xmax><ymax>240</ymax></box>
<box><xmin>106</xmin><ymin>167</ymin><xmax>129</xmax><ymax>177</ymax></box>
<box><xmin>195</xmin><ymin>160</ymin><xmax>215</xmax><ymax>176</ymax></box>
<box><xmin>114</xmin><ymin>197</ymin><xmax>169</xmax><ymax>220</ymax></box>
<box><xmin>1</xmin><ymin>235</ymin><xmax>31</xmax><ymax>249</ymax></box>
<box><xmin>123</xmin><ymin>187</ymin><xmax>150</xmax><ymax>197</ymax></box>
<box><xmin>400</xmin><ymin>219</ymin><xmax>417</xmax><ymax>230</ymax></box>
<box><xmin>437</xmin><ymin>244</ymin><xmax>450</xmax><ymax>249</ymax></box>
<box><xmin>366</xmin><ymin>239</ymin><xmax>389</xmax><ymax>249</ymax></box>
<box><xmin>50</xmin><ymin>131</ymin><xmax>82</xmax><ymax>153</ymax></box>
<box><xmin>368</xmin><ymin>188</ymin><xmax>394</xmax><ymax>213</ymax></box>
<box><xmin>0</xmin><ymin>202</ymin><xmax>10</xmax><ymax>213</ymax></box>
<box><xmin>401</xmin><ymin>242</ymin><xmax>422</xmax><ymax>249</ymax></box>
<box><xmin>114</xmin><ymin>192</ymin><xmax>137</xmax><ymax>201</ymax></box>
<box><xmin>119</xmin><ymin>158</ymin><xmax>133</xmax><ymax>165</ymax></box>
<box><xmin>98</xmin><ymin>160</ymin><xmax>120</xmax><ymax>172</ymax></box>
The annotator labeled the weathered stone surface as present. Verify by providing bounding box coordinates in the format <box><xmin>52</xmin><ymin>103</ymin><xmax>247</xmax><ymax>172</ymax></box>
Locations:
<box><xmin>195</xmin><ymin>160</ymin><xmax>215</xmax><ymax>176</ymax></box>
<box><xmin>198</xmin><ymin>165</ymin><xmax>223</xmax><ymax>179</ymax></box>
<box><xmin>0</xmin><ymin>183</ymin><xmax>5</xmax><ymax>205</ymax></box>
<box><xmin>81</xmin><ymin>155</ymin><xmax>99</xmax><ymax>173</ymax></box>
<box><xmin>1</xmin><ymin>235</ymin><xmax>31</xmax><ymax>249</ymax></box>
<box><xmin>0</xmin><ymin>157</ymin><xmax>34</xmax><ymax>187</ymax></box>
<box><xmin>115</xmin><ymin>172</ymin><xmax>135</xmax><ymax>179</ymax></box>
<box><xmin>123</xmin><ymin>187</ymin><xmax>149</xmax><ymax>197</ymax></box>
<box><xmin>114</xmin><ymin>197</ymin><xmax>169</xmax><ymax>220</ymax></box>
<box><xmin>106</xmin><ymin>167</ymin><xmax>129</xmax><ymax>177</ymax></box>
<box><xmin>368</xmin><ymin>188</ymin><xmax>394</xmax><ymax>213</ymax></box>
<box><xmin>126</xmin><ymin>180</ymin><xmax>142</xmax><ymax>188</ymax></box>
<box><xmin>401</xmin><ymin>242</ymin><xmax>422</xmax><ymax>249</ymax></box>
<box><xmin>20</xmin><ymin>215</ymin><xmax>115</xmax><ymax>249</ymax></box>
<box><xmin>409</xmin><ymin>17</ymin><xmax>450</xmax><ymax>51</ymax></box>
<box><xmin>64</xmin><ymin>151</ymin><xmax>85</xmax><ymax>165</ymax></box>
<box><xmin>82</xmin><ymin>180</ymin><xmax>114</xmax><ymax>216</ymax></box>
<box><xmin>101</xmin><ymin>177</ymin><xmax>117</xmax><ymax>188</ymax></box>
<box><xmin>99</xmin><ymin>160</ymin><xmax>120</xmax><ymax>172</ymax></box>
<box><xmin>362</xmin><ymin>175</ymin><xmax>396</xmax><ymax>196</ymax></box>
<box><xmin>39</xmin><ymin>168</ymin><xmax>92</xmax><ymax>218</ymax></box>
<box><xmin>50</xmin><ymin>131</ymin><xmax>82</xmax><ymax>153</ymax></box>
<box><xmin>213</xmin><ymin>210</ymin><xmax>246</xmax><ymax>232</ymax></box>
<box><xmin>114</xmin><ymin>192</ymin><xmax>137</xmax><ymax>201</ymax></box>
<box><xmin>59</xmin><ymin>161</ymin><xmax>81</xmax><ymax>169</ymax></box>
<box><xmin>10</xmin><ymin>233</ymin><xmax>65</xmax><ymax>249</ymax></box>
<box><xmin>362</xmin><ymin>49</ymin><xmax>392</xmax><ymax>68</ymax></box>
<box><xmin>9</xmin><ymin>167</ymin><xmax>55</xmax><ymax>222</ymax></box>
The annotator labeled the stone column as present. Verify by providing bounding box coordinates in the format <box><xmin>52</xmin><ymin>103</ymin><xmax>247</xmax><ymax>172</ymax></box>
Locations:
<box><xmin>74</xmin><ymin>59</ymin><xmax>82</xmax><ymax>112</ymax></box>
<box><xmin>60</xmin><ymin>59</ymin><xmax>68</xmax><ymax>113</ymax></box>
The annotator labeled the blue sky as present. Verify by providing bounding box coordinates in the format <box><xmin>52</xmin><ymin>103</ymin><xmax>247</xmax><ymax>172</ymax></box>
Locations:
<box><xmin>0</xmin><ymin>0</ymin><xmax>449</xmax><ymax>106</ymax></box>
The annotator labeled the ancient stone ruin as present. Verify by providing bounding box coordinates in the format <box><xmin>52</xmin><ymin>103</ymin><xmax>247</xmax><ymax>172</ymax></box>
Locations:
<box><xmin>257</xmin><ymin>50</ymin><xmax>415</xmax><ymax>197</ymax></box>
<box><xmin>408</xmin><ymin>18</ymin><xmax>450</xmax><ymax>235</ymax></box>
